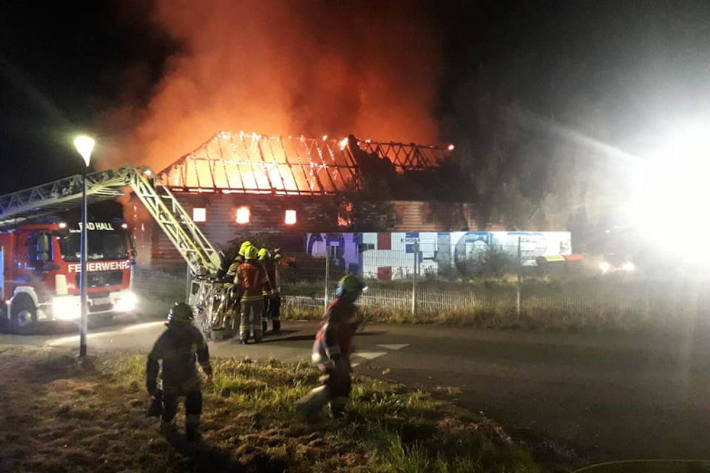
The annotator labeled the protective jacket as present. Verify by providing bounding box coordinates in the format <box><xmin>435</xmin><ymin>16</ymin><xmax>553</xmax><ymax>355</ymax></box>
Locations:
<box><xmin>146</xmin><ymin>323</ymin><xmax>212</xmax><ymax>393</ymax></box>
<box><xmin>314</xmin><ymin>298</ymin><xmax>359</xmax><ymax>362</ymax></box>
<box><xmin>235</xmin><ymin>262</ymin><xmax>269</xmax><ymax>302</ymax></box>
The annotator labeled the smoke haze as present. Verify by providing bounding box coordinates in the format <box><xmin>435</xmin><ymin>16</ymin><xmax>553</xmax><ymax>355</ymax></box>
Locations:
<box><xmin>106</xmin><ymin>0</ymin><xmax>441</xmax><ymax>171</ymax></box>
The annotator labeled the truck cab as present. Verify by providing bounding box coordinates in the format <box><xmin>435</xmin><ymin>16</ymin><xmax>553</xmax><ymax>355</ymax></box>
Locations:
<box><xmin>0</xmin><ymin>220</ymin><xmax>137</xmax><ymax>332</ymax></box>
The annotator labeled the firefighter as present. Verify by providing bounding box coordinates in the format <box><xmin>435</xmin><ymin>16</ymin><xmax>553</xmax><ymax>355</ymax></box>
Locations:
<box><xmin>269</xmin><ymin>248</ymin><xmax>283</xmax><ymax>333</ymax></box>
<box><xmin>219</xmin><ymin>241</ymin><xmax>254</xmax><ymax>329</ymax></box>
<box><xmin>257</xmin><ymin>248</ymin><xmax>272</xmax><ymax>335</ymax></box>
<box><xmin>236</xmin><ymin>245</ymin><xmax>269</xmax><ymax>344</ymax></box>
<box><xmin>258</xmin><ymin>248</ymin><xmax>282</xmax><ymax>334</ymax></box>
<box><xmin>295</xmin><ymin>274</ymin><xmax>365</xmax><ymax>419</ymax></box>
<box><xmin>146</xmin><ymin>302</ymin><xmax>213</xmax><ymax>441</ymax></box>
<box><xmin>226</xmin><ymin>240</ymin><xmax>253</xmax><ymax>279</ymax></box>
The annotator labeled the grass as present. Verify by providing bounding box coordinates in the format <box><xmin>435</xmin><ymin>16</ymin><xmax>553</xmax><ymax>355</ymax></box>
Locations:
<box><xmin>0</xmin><ymin>345</ymin><xmax>542</xmax><ymax>473</ymax></box>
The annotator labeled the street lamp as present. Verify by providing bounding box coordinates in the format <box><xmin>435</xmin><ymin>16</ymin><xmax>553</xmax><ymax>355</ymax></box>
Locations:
<box><xmin>73</xmin><ymin>134</ymin><xmax>95</xmax><ymax>357</ymax></box>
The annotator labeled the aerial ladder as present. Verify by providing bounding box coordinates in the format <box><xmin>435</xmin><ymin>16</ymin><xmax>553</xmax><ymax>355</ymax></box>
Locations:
<box><xmin>0</xmin><ymin>165</ymin><xmax>223</xmax><ymax>335</ymax></box>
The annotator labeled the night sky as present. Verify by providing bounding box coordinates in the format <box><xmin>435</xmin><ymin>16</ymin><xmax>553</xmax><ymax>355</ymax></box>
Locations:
<box><xmin>2</xmin><ymin>0</ymin><xmax>710</xmax><ymax>195</ymax></box>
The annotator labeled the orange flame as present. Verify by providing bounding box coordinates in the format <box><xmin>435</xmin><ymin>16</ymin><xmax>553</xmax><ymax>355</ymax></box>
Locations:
<box><xmin>102</xmin><ymin>1</ymin><xmax>441</xmax><ymax>172</ymax></box>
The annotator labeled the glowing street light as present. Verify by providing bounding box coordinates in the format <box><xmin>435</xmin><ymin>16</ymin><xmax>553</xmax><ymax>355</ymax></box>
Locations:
<box><xmin>73</xmin><ymin>134</ymin><xmax>95</xmax><ymax>357</ymax></box>
<box><xmin>73</xmin><ymin>135</ymin><xmax>95</xmax><ymax>167</ymax></box>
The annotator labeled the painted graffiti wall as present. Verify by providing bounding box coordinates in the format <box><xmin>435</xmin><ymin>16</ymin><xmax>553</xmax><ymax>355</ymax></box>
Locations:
<box><xmin>305</xmin><ymin>231</ymin><xmax>572</xmax><ymax>280</ymax></box>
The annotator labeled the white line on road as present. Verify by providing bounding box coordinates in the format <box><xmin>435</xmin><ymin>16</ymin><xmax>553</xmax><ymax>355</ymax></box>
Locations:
<box><xmin>46</xmin><ymin>321</ymin><xmax>165</xmax><ymax>347</ymax></box>
<box><xmin>377</xmin><ymin>344</ymin><xmax>409</xmax><ymax>351</ymax></box>
<box><xmin>354</xmin><ymin>351</ymin><xmax>387</xmax><ymax>360</ymax></box>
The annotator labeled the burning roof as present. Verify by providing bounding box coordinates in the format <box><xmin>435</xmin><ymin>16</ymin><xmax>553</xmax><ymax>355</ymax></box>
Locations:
<box><xmin>157</xmin><ymin>131</ymin><xmax>450</xmax><ymax>195</ymax></box>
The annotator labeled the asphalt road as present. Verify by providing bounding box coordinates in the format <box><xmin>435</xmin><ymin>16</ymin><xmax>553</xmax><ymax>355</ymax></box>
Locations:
<box><xmin>2</xmin><ymin>315</ymin><xmax>710</xmax><ymax>462</ymax></box>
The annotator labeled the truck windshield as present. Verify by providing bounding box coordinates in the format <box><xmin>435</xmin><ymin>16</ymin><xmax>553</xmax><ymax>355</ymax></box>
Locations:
<box><xmin>58</xmin><ymin>231</ymin><xmax>129</xmax><ymax>262</ymax></box>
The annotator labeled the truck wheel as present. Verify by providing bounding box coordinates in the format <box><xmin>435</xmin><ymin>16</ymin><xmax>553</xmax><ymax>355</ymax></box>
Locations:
<box><xmin>11</xmin><ymin>296</ymin><xmax>37</xmax><ymax>333</ymax></box>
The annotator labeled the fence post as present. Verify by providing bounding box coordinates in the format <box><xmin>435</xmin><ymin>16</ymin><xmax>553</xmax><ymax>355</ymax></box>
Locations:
<box><xmin>411</xmin><ymin>240</ymin><xmax>419</xmax><ymax>315</ymax></box>
<box><xmin>186</xmin><ymin>262</ymin><xmax>191</xmax><ymax>302</ymax></box>
<box><xmin>324</xmin><ymin>245</ymin><xmax>330</xmax><ymax>310</ymax></box>
<box><xmin>516</xmin><ymin>235</ymin><xmax>521</xmax><ymax>318</ymax></box>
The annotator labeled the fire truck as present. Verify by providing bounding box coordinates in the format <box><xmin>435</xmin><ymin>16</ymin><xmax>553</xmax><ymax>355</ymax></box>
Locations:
<box><xmin>0</xmin><ymin>165</ymin><xmax>222</xmax><ymax>334</ymax></box>
<box><xmin>0</xmin><ymin>217</ymin><xmax>137</xmax><ymax>331</ymax></box>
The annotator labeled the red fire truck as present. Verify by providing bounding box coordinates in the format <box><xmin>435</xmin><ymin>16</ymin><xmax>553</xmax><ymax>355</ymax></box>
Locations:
<box><xmin>0</xmin><ymin>218</ymin><xmax>137</xmax><ymax>332</ymax></box>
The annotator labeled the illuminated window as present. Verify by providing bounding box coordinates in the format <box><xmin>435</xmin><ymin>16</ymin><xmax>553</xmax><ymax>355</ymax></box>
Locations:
<box><xmin>192</xmin><ymin>207</ymin><xmax>206</xmax><ymax>222</ymax></box>
<box><xmin>236</xmin><ymin>206</ymin><xmax>250</xmax><ymax>224</ymax></box>
<box><xmin>284</xmin><ymin>209</ymin><xmax>297</xmax><ymax>225</ymax></box>
<box><xmin>337</xmin><ymin>201</ymin><xmax>353</xmax><ymax>227</ymax></box>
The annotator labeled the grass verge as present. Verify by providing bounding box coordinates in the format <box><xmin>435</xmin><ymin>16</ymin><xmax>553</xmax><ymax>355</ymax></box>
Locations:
<box><xmin>282</xmin><ymin>274</ymin><xmax>710</xmax><ymax>333</ymax></box>
<box><xmin>0</xmin><ymin>345</ymin><xmax>541</xmax><ymax>473</ymax></box>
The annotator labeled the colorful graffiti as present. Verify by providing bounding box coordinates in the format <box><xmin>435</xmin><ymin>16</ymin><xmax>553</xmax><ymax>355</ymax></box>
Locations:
<box><xmin>305</xmin><ymin>231</ymin><xmax>572</xmax><ymax>280</ymax></box>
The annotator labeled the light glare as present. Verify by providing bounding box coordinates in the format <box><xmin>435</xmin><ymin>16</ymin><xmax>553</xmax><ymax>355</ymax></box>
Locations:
<box><xmin>73</xmin><ymin>135</ymin><xmax>95</xmax><ymax>167</ymax></box>
<box><xmin>632</xmin><ymin>125</ymin><xmax>710</xmax><ymax>259</ymax></box>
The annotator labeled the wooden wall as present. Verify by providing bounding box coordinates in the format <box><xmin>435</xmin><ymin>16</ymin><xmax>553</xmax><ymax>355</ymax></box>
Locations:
<box><xmin>126</xmin><ymin>192</ymin><xmax>500</xmax><ymax>266</ymax></box>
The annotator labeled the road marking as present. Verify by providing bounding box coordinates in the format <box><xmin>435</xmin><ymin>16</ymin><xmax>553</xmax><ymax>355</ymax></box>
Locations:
<box><xmin>377</xmin><ymin>344</ymin><xmax>409</xmax><ymax>351</ymax></box>
<box><xmin>354</xmin><ymin>351</ymin><xmax>387</xmax><ymax>360</ymax></box>
<box><xmin>46</xmin><ymin>321</ymin><xmax>164</xmax><ymax>347</ymax></box>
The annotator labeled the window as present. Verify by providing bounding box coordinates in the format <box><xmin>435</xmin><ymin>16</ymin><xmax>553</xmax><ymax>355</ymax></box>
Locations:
<box><xmin>337</xmin><ymin>201</ymin><xmax>353</xmax><ymax>227</ymax></box>
<box><xmin>28</xmin><ymin>233</ymin><xmax>53</xmax><ymax>265</ymax></box>
<box><xmin>284</xmin><ymin>209</ymin><xmax>297</xmax><ymax>225</ymax></box>
<box><xmin>58</xmin><ymin>231</ymin><xmax>128</xmax><ymax>262</ymax></box>
<box><xmin>236</xmin><ymin>206</ymin><xmax>250</xmax><ymax>224</ymax></box>
<box><xmin>192</xmin><ymin>207</ymin><xmax>206</xmax><ymax>222</ymax></box>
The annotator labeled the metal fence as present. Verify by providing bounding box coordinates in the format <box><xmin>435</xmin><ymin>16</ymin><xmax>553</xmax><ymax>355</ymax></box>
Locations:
<box><xmin>133</xmin><ymin>250</ymin><xmax>710</xmax><ymax>330</ymax></box>
<box><xmin>279</xmin><ymin>248</ymin><xmax>710</xmax><ymax>329</ymax></box>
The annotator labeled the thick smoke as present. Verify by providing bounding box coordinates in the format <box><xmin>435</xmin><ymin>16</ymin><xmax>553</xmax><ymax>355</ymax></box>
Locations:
<box><xmin>107</xmin><ymin>0</ymin><xmax>441</xmax><ymax>171</ymax></box>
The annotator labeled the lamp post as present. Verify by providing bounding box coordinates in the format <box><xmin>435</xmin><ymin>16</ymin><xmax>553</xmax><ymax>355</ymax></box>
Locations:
<box><xmin>73</xmin><ymin>135</ymin><xmax>95</xmax><ymax>357</ymax></box>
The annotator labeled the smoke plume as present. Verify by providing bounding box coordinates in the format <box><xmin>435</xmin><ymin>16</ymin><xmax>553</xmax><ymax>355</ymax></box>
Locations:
<box><xmin>106</xmin><ymin>0</ymin><xmax>441</xmax><ymax>171</ymax></box>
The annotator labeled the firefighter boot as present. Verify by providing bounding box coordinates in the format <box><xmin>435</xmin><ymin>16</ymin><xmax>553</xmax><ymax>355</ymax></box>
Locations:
<box><xmin>295</xmin><ymin>385</ymin><xmax>330</xmax><ymax>420</ymax></box>
<box><xmin>272</xmin><ymin>319</ymin><xmax>281</xmax><ymax>333</ymax></box>
<box><xmin>185</xmin><ymin>414</ymin><xmax>201</xmax><ymax>442</ymax></box>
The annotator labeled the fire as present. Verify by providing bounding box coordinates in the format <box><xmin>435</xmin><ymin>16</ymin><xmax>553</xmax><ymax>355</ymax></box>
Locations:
<box><xmin>159</xmin><ymin>131</ymin><xmax>451</xmax><ymax>195</ymax></box>
<box><xmin>102</xmin><ymin>1</ymin><xmax>442</xmax><ymax>172</ymax></box>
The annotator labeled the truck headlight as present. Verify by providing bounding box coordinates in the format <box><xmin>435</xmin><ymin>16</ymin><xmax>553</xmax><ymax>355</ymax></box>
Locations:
<box><xmin>599</xmin><ymin>261</ymin><xmax>611</xmax><ymax>273</ymax></box>
<box><xmin>53</xmin><ymin>296</ymin><xmax>81</xmax><ymax>320</ymax></box>
<box><xmin>622</xmin><ymin>262</ymin><xmax>636</xmax><ymax>272</ymax></box>
<box><xmin>114</xmin><ymin>291</ymin><xmax>138</xmax><ymax>312</ymax></box>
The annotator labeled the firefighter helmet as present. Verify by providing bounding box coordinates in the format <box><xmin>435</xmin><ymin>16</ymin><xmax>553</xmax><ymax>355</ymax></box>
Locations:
<box><xmin>272</xmin><ymin>248</ymin><xmax>282</xmax><ymax>261</ymax></box>
<box><xmin>168</xmin><ymin>302</ymin><xmax>194</xmax><ymax>324</ymax></box>
<box><xmin>238</xmin><ymin>241</ymin><xmax>253</xmax><ymax>256</ymax></box>
<box><xmin>258</xmin><ymin>248</ymin><xmax>271</xmax><ymax>260</ymax></box>
<box><xmin>335</xmin><ymin>274</ymin><xmax>365</xmax><ymax>298</ymax></box>
<box><xmin>244</xmin><ymin>245</ymin><xmax>259</xmax><ymax>261</ymax></box>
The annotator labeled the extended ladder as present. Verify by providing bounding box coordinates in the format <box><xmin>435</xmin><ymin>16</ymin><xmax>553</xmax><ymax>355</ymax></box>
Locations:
<box><xmin>0</xmin><ymin>165</ymin><xmax>223</xmax><ymax>334</ymax></box>
<box><xmin>0</xmin><ymin>165</ymin><xmax>221</xmax><ymax>277</ymax></box>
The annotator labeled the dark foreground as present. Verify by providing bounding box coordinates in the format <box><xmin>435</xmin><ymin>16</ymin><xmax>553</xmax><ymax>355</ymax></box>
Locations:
<box><xmin>0</xmin><ymin>345</ymin><xmax>539</xmax><ymax>473</ymax></box>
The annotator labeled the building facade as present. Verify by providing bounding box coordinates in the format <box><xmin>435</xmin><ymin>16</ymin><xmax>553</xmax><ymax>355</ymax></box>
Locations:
<box><xmin>126</xmin><ymin>131</ymin><xmax>561</xmax><ymax>267</ymax></box>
